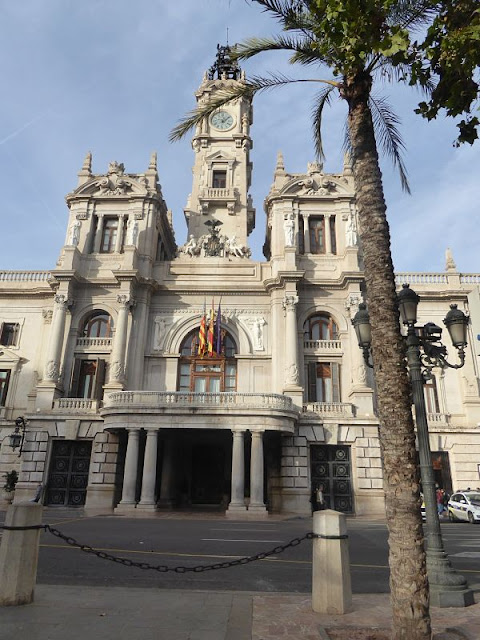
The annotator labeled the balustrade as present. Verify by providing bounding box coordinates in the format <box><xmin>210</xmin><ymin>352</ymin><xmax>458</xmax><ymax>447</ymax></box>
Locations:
<box><xmin>76</xmin><ymin>337</ymin><xmax>112</xmax><ymax>348</ymax></box>
<box><xmin>53</xmin><ymin>398</ymin><xmax>99</xmax><ymax>411</ymax></box>
<box><xmin>104</xmin><ymin>391</ymin><xmax>294</xmax><ymax>411</ymax></box>
<box><xmin>0</xmin><ymin>270</ymin><xmax>51</xmax><ymax>282</ymax></box>
<box><xmin>303</xmin><ymin>339</ymin><xmax>342</xmax><ymax>351</ymax></box>
<box><xmin>303</xmin><ymin>402</ymin><xmax>355</xmax><ymax>417</ymax></box>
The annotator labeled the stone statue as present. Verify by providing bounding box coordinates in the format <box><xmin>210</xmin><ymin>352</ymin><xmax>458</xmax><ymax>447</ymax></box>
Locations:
<box><xmin>226</xmin><ymin>235</ymin><xmax>244</xmax><ymax>257</ymax></box>
<box><xmin>182</xmin><ymin>235</ymin><xmax>198</xmax><ymax>257</ymax></box>
<box><xmin>445</xmin><ymin>247</ymin><xmax>456</xmax><ymax>271</ymax></box>
<box><xmin>126</xmin><ymin>218</ymin><xmax>139</xmax><ymax>245</ymax></box>
<box><xmin>153</xmin><ymin>317</ymin><xmax>168</xmax><ymax>351</ymax></box>
<box><xmin>346</xmin><ymin>210</ymin><xmax>358</xmax><ymax>247</ymax></box>
<box><xmin>284</xmin><ymin>213</ymin><xmax>295</xmax><ymax>247</ymax></box>
<box><xmin>252</xmin><ymin>317</ymin><xmax>266</xmax><ymax>351</ymax></box>
<box><xmin>241</xmin><ymin>113</ymin><xmax>249</xmax><ymax>135</ymax></box>
<box><xmin>67</xmin><ymin>220</ymin><xmax>81</xmax><ymax>246</ymax></box>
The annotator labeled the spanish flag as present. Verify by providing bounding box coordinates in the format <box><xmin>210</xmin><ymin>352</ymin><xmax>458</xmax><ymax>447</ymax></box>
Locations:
<box><xmin>198</xmin><ymin>299</ymin><xmax>206</xmax><ymax>356</ymax></box>
<box><xmin>207</xmin><ymin>299</ymin><xmax>215</xmax><ymax>357</ymax></box>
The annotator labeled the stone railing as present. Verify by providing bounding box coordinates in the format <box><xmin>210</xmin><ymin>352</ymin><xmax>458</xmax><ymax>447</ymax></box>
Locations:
<box><xmin>0</xmin><ymin>270</ymin><xmax>51</xmax><ymax>282</ymax></box>
<box><xmin>53</xmin><ymin>398</ymin><xmax>100</xmax><ymax>412</ymax></box>
<box><xmin>395</xmin><ymin>273</ymin><xmax>448</xmax><ymax>286</ymax></box>
<box><xmin>104</xmin><ymin>391</ymin><xmax>294</xmax><ymax>411</ymax></box>
<box><xmin>303</xmin><ymin>339</ymin><xmax>342</xmax><ymax>351</ymax></box>
<box><xmin>460</xmin><ymin>274</ymin><xmax>480</xmax><ymax>284</ymax></box>
<box><xmin>202</xmin><ymin>188</ymin><xmax>236</xmax><ymax>200</ymax></box>
<box><xmin>427</xmin><ymin>412</ymin><xmax>450</xmax><ymax>425</ymax></box>
<box><xmin>76</xmin><ymin>337</ymin><xmax>113</xmax><ymax>348</ymax></box>
<box><xmin>303</xmin><ymin>402</ymin><xmax>355</xmax><ymax>417</ymax></box>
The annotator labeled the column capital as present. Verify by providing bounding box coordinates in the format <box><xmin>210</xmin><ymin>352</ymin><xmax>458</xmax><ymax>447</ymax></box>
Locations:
<box><xmin>53</xmin><ymin>294</ymin><xmax>71</xmax><ymax>309</ymax></box>
<box><xmin>283</xmin><ymin>294</ymin><xmax>299</xmax><ymax>311</ymax></box>
<box><xmin>117</xmin><ymin>294</ymin><xmax>133</xmax><ymax>309</ymax></box>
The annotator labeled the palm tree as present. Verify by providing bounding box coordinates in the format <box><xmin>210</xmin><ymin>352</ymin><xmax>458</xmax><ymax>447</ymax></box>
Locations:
<box><xmin>171</xmin><ymin>2</ymin><xmax>440</xmax><ymax>637</ymax></box>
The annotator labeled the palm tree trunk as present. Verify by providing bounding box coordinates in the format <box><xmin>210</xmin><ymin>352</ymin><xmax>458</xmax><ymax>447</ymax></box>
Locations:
<box><xmin>344</xmin><ymin>71</ymin><xmax>431</xmax><ymax>640</ymax></box>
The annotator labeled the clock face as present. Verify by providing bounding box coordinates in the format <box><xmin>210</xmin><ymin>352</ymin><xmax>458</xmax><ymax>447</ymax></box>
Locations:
<box><xmin>210</xmin><ymin>111</ymin><xmax>234</xmax><ymax>131</ymax></box>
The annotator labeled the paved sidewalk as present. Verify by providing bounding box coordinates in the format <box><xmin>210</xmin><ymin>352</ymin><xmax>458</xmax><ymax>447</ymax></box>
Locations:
<box><xmin>1</xmin><ymin>585</ymin><xmax>479</xmax><ymax>640</ymax></box>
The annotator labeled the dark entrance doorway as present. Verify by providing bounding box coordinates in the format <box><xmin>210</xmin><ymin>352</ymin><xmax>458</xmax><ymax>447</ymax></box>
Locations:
<box><xmin>191</xmin><ymin>444</ymin><xmax>226</xmax><ymax>505</ymax></box>
<box><xmin>431</xmin><ymin>451</ymin><xmax>453</xmax><ymax>495</ymax></box>
<box><xmin>310</xmin><ymin>444</ymin><xmax>354</xmax><ymax>513</ymax></box>
<box><xmin>45</xmin><ymin>440</ymin><xmax>92</xmax><ymax>506</ymax></box>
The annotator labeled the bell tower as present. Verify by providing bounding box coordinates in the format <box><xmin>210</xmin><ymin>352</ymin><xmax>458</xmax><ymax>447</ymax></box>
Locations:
<box><xmin>183</xmin><ymin>45</ymin><xmax>255</xmax><ymax>251</ymax></box>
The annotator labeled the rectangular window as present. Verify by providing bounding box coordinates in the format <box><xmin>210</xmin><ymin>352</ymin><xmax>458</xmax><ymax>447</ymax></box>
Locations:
<box><xmin>299</xmin><ymin>217</ymin><xmax>305</xmax><ymax>254</ymax></box>
<box><xmin>424</xmin><ymin>377</ymin><xmax>440</xmax><ymax>413</ymax></box>
<box><xmin>101</xmin><ymin>218</ymin><xmax>119</xmax><ymax>253</ymax></box>
<box><xmin>0</xmin><ymin>323</ymin><xmax>20</xmax><ymax>347</ymax></box>
<box><xmin>212</xmin><ymin>170</ymin><xmax>227</xmax><ymax>189</ymax></box>
<box><xmin>306</xmin><ymin>362</ymin><xmax>340</xmax><ymax>402</ymax></box>
<box><xmin>309</xmin><ymin>217</ymin><xmax>325</xmax><ymax>254</ymax></box>
<box><xmin>0</xmin><ymin>369</ymin><xmax>11</xmax><ymax>406</ymax></box>
<box><xmin>70</xmin><ymin>359</ymin><xmax>106</xmax><ymax>400</ymax></box>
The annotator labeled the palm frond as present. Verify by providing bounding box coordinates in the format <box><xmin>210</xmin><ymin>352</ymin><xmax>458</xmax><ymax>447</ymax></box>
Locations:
<box><xmin>312</xmin><ymin>85</ymin><xmax>337</xmax><ymax>161</ymax></box>
<box><xmin>369</xmin><ymin>94</ymin><xmax>411</xmax><ymax>194</ymax></box>
<box><xmin>170</xmin><ymin>73</ymin><xmax>338</xmax><ymax>141</ymax></box>
<box><xmin>236</xmin><ymin>35</ymin><xmax>315</xmax><ymax>60</ymax></box>
<box><xmin>250</xmin><ymin>0</ymin><xmax>311</xmax><ymax>30</ymax></box>
<box><xmin>387</xmin><ymin>0</ymin><xmax>437</xmax><ymax>31</ymax></box>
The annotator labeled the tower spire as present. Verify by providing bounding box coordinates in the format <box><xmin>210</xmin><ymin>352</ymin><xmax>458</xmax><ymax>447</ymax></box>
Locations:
<box><xmin>208</xmin><ymin>43</ymin><xmax>241</xmax><ymax>80</ymax></box>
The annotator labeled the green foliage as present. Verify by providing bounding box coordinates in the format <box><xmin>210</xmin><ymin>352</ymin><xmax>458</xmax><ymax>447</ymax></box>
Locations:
<box><xmin>412</xmin><ymin>0</ymin><xmax>480</xmax><ymax>144</ymax></box>
<box><xmin>3</xmin><ymin>469</ymin><xmax>18</xmax><ymax>493</ymax></box>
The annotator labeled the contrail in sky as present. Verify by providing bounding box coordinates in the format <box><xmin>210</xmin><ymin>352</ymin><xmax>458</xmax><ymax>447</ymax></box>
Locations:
<box><xmin>0</xmin><ymin>111</ymin><xmax>49</xmax><ymax>146</ymax></box>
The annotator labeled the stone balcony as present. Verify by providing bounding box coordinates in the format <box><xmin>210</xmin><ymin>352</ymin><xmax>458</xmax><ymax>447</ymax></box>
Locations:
<box><xmin>53</xmin><ymin>398</ymin><xmax>101</xmax><ymax>412</ymax></box>
<box><xmin>303</xmin><ymin>339</ymin><xmax>342</xmax><ymax>353</ymax></box>
<box><xmin>200</xmin><ymin>187</ymin><xmax>237</xmax><ymax>201</ymax></box>
<box><xmin>101</xmin><ymin>391</ymin><xmax>298</xmax><ymax>432</ymax></box>
<box><xmin>302</xmin><ymin>402</ymin><xmax>355</xmax><ymax>418</ymax></box>
<box><xmin>75</xmin><ymin>337</ymin><xmax>112</xmax><ymax>351</ymax></box>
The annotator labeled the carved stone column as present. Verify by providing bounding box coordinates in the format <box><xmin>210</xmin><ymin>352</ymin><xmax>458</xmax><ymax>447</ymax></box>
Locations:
<box><xmin>114</xmin><ymin>214</ymin><xmax>126</xmax><ymax>253</ymax></box>
<box><xmin>283</xmin><ymin>294</ymin><xmax>300</xmax><ymax>389</ymax></box>
<box><xmin>227</xmin><ymin>430</ymin><xmax>247</xmax><ymax>514</ymax></box>
<box><xmin>93</xmin><ymin>213</ymin><xmax>104</xmax><ymax>253</ymax></box>
<box><xmin>116</xmin><ymin>428</ymin><xmax>140</xmax><ymax>509</ymax></box>
<box><xmin>107</xmin><ymin>294</ymin><xmax>131</xmax><ymax>387</ymax></box>
<box><xmin>249</xmin><ymin>430</ymin><xmax>267</xmax><ymax>514</ymax></box>
<box><xmin>43</xmin><ymin>294</ymin><xmax>69</xmax><ymax>384</ymax></box>
<box><xmin>324</xmin><ymin>213</ymin><xmax>332</xmax><ymax>254</ymax></box>
<box><xmin>302</xmin><ymin>214</ymin><xmax>310</xmax><ymax>253</ymax></box>
<box><xmin>138</xmin><ymin>429</ymin><xmax>158</xmax><ymax>510</ymax></box>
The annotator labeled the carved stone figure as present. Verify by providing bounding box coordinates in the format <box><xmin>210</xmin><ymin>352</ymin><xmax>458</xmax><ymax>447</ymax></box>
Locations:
<box><xmin>284</xmin><ymin>213</ymin><xmax>295</xmax><ymax>247</ymax></box>
<box><xmin>45</xmin><ymin>360</ymin><xmax>59</xmax><ymax>381</ymax></box>
<box><xmin>125</xmin><ymin>218</ymin><xmax>139</xmax><ymax>246</ymax></box>
<box><xmin>285</xmin><ymin>363</ymin><xmax>299</xmax><ymax>385</ymax></box>
<box><xmin>445</xmin><ymin>247</ymin><xmax>456</xmax><ymax>271</ymax></box>
<box><xmin>110</xmin><ymin>361</ymin><xmax>124</xmax><ymax>381</ymax></box>
<box><xmin>153</xmin><ymin>317</ymin><xmax>168</xmax><ymax>351</ymax></box>
<box><xmin>182</xmin><ymin>235</ymin><xmax>198</xmax><ymax>257</ymax></box>
<box><xmin>252</xmin><ymin>317</ymin><xmax>266</xmax><ymax>351</ymax></box>
<box><xmin>345</xmin><ymin>210</ymin><xmax>358</xmax><ymax>247</ymax></box>
<box><xmin>67</xmin><ymin>220</ymin><xmax>81</xmax><ymax>246</ymax></box>
<box><xmin>241</xmin><ymin>113</ymin><xmax>249</xmax><ymax>135</ymax></box>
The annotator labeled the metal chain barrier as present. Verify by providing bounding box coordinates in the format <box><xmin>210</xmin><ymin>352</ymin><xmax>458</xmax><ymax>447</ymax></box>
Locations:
<box><xmin>0</xmin><ymin>523</ymin><xmax>347</xmax><ymax>574</ymax></box>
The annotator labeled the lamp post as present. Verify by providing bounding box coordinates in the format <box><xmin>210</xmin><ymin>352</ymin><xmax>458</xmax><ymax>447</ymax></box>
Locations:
<box><xmin>9</xmin><ymin>416</ymin><xmax>27</xmax><ymax>457</ymax></box>
<box><xmin>353</xmin><ymin>285</ymin><xmax>474</xmax><ymax>608</ymax></box>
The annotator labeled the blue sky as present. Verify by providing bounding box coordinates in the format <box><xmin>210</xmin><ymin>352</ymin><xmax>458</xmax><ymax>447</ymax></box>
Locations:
<box><xmin>1</xmin><ymin>0</ymin><xmax>478</xmax><ymax>273</ymax></box>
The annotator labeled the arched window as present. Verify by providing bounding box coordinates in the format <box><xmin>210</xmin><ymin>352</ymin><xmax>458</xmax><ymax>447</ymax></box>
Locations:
<box><xmin>178</xmin><ymin>328</ymin><xmax>237</xmax><ymax>393</ymax></box>
<box><xmin>303</xmin><ymin>313</ymin><xmax>338</xmax><ymax>341</ymax></box>
<box><xmin>82</xmin><ymin>311</ymin><xmax>112</xmax><ymax>338</ymax></box>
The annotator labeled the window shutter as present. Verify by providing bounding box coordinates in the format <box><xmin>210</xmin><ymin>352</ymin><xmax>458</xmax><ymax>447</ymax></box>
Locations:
<box><xmin>70</xmin><ymin>359</ymin><xmax>82</xmax><ymax>397</ymax></box>
<box><xmin>331</xmin><ymin>362</ymin><xmax>341</xmax><ymax>402</ymax></box>
<box><xmin>308</xmin><ymin>362</ymin><xmax>317</xmax><ymax>402</ymax></box>
<box><xmin>94</xmin><ymin>358</ymin><xmax>106</xmax><ymax>400</ymax></box>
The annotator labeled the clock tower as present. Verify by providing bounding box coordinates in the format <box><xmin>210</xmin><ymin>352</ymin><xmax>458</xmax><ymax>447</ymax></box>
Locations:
<box><xmin>183</xmin><ymin>45</ymin><xmax>255</xmax><ymax>253</ymax></box>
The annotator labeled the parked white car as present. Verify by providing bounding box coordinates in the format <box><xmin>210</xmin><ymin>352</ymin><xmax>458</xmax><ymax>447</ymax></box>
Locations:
<box><xmin>447</xmin><ymin>491</ymin><xmax>480</xmax><ymax>524</ymax></box>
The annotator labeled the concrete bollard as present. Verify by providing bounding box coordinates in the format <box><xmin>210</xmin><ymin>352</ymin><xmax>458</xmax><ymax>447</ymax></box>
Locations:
<box><xmin>0</xmin><ymin>502</ymin><xmax>43</xmax><ymax>606</ymax></box>
<box><xmin>312</xmin><ymin>509</ymin><xmax>352</xmax><ymax>614</ymax></box>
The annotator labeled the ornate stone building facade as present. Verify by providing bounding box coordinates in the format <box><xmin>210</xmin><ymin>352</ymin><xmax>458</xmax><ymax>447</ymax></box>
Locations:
<box><xmin>1</xmin><ymin>47</ymin><xmax>480</xmax><ymax>515</ymax></box>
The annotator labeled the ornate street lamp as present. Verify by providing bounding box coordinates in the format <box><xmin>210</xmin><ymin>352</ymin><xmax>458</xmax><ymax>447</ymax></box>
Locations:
<box><xmin>9</xmin><ymin>416</ymin><xmax>27</xmax><ymax>456</ymax></box>
<box><xmin>352</xmin><ymin>285</ymin><xmax>474</xmax><ymax>608</ymax></box>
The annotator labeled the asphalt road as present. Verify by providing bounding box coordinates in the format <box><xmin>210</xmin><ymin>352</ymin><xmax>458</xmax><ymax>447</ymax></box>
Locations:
<box><xmin>2</xmin><ymin>510</ymin><xmax>480</xmax><ymax>594</ymax></box>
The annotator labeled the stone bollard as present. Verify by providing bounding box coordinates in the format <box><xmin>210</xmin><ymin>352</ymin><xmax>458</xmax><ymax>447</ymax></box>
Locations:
<box><xmin>0</xmin><ymin>502</ymin><xmax>43</xmax><ymax>606</ymax></box>
<box><xmin>312</xmin><ymin>509</ymin><xmax>352</xmax><ymax>614</ymax></box>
